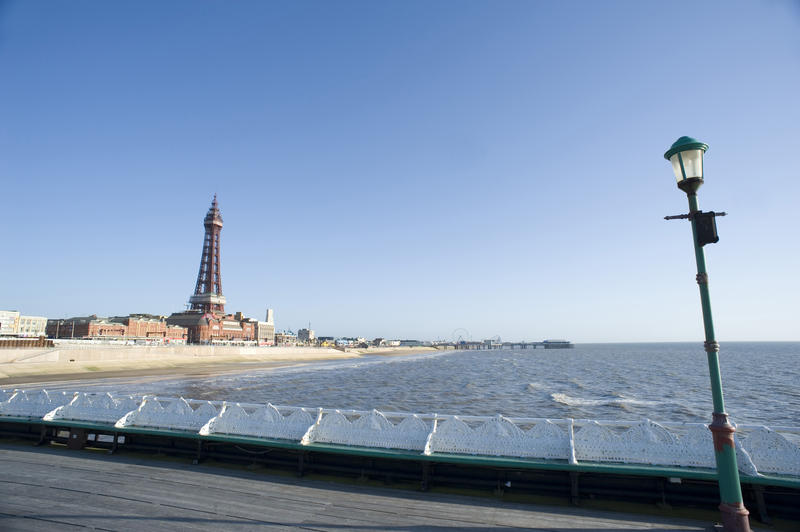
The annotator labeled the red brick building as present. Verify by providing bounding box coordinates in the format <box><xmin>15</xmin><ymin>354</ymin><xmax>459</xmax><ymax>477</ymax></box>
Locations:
<box><xmin>165</xmin><ymin>311</ymin><xmax>256</xmax><ymax>344</ymax></box>
<box><xmin>46</xmin><ymin>315</ymin><xmax>187</xmax><ymax>343</ymax></box>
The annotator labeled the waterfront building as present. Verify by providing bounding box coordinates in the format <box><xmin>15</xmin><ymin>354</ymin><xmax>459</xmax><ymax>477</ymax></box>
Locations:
<box><xmin>0</xmin><ymin>311</ymin><xmax>20</xmax><ymax>336</ymax></box>
<box><xmin>297</xmin><ymin>328</ymin><xmax>315</xmax><ymax>345</ymax></box>
<box><xmin>274</xmin><ymin>331</ymin><xmax>297</xmax><ymax>346</ymax></box>
<box><xmin>255</xmin><ymin>309</ymin><xmax>275</xmax><ymax>346</ymax></box>
<box><xmin>379</xmin><ymin>339</ymin><xmax>401</xmax><ymax>347</ymax></box>
<box><xmin>399</xmin><ymin>339</ymin><xmax>423</xmax><ymax>347</ymax></box>
<box><xmin>0</xmin><ymin>310</ymin><xmax>47</xmax><ymax>337</ymax></box>
<box><xmin>166</xmin><ymin>311</ymin><xmax>257</xmax><ymax>344</ymax></box>
<box><xmin>112</xmin><ymin>314</ymin><xmax>186</xmax><ymax>340</ymax></box>
<box><xmin>317</xmin><ymin>336</ymin><xmax>334</xmax><ymax>347</ymax></box>
<box><xmin>256</xmin><ymin>321</ymin><xmax>275</xmax><ymax>346</ymax></box>
<box><xmin>45</xmin><ymin>315</ymin><xmax>187</xmax><ymax>343</ymax></box>
<box><xmin>46</xmin><ymin>316</ymin><xmax>124</xmax><ymax>339</ymax></box>
<box><xmin>18</xmin><ymin>315</ymin><xmax>48</xmax><ymax>337</ymax></box>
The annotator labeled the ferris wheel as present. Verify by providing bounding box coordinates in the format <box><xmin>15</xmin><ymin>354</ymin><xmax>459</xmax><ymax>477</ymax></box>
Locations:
<box><xmin>451</xmin><ymin>328</ymin><xmax>471</xmax><ymax>344</ymax></box>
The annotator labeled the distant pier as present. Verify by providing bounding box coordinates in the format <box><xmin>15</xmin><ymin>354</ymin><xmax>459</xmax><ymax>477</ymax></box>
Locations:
<box><xmin>445</xmin><ymin>339</ymin><xmax>574</xmax><ymax>350</ymax></box>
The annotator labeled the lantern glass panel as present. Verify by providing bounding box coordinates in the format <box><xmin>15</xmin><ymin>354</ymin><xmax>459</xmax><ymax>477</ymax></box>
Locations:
<box><xmin>669</xmin><ymin>154</ymin><xmax>685</xmax><ymax>182</ymax></box>
<box><xmin>674</xmin><ymin>149</ymin><xmax>704</xmax><ymax>183</ymax></box>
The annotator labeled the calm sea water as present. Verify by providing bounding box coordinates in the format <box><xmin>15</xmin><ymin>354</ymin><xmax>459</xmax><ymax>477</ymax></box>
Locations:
<box><xmin>25</xmin><ymin>342</ymin><xmax>800</xmax><ymax>427</ymax></box>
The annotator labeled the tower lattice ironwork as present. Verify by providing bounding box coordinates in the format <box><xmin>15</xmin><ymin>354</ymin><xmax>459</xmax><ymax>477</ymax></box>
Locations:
<box><xmin>189</xmin><ymin>195</ymin><xmax>226</xmax><ymax>314</ymax></box>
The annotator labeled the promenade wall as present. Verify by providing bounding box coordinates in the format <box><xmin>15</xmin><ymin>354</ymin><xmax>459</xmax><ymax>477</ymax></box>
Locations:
<box><xmin>0</xmin><ymin>345</ymin><xmax>351</xmax><ymax>364</ymax></box>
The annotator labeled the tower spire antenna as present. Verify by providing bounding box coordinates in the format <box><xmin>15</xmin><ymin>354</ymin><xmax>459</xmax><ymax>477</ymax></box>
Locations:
<box><xmin>189</xmin><ymin>196</ymin><xmax>226</xmax><ymax>314</ymax></box>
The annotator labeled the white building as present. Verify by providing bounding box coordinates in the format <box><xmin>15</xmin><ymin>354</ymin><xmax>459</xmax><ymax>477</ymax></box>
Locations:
<box><xmin>17</xmin><ymin>315</ymin><xmax>47</xmax><ymax>337</ymax></box>
<box><xmin>0</xmin><ymin>310</ymin><xmax>47</xmax><ymax>337</ymax></box>
<box><xmin>0</xmin><ymin>310</ymin><xmax>20</xmax><ymax>336</ymax></box>
<box><xmin>256</xmin><ymin>321</ymin><xmax>275</xmax><ymax>345</ymax></box>
<box><xmin>255</xmin><ymin>308</ymin><xmax>276</xmax><ymax>346</ymax></box>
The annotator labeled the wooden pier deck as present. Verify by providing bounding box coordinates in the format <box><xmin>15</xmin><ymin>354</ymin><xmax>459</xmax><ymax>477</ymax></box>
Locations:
<box><xmin>0</xmin><ymin>443</ymin><xmax>727</xmax><ymax>531</ymax></box>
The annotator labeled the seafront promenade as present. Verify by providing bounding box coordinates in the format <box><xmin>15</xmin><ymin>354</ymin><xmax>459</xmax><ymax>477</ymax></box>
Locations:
<box><xmin>0</xmin><ymin>442</ymin><xmax>722</xmax><ymax>531</ymax></box>
<box><xmin>0</xmin><ymin>345</ymin><xmax>435</xmax><ymax>384</ymax></box>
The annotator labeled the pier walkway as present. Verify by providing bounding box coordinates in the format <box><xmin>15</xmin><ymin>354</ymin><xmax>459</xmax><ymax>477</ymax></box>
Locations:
<box><xmin>0</xmin><ymin>443</ymin><xmax>722</xmax><ymax>531</ymax></box>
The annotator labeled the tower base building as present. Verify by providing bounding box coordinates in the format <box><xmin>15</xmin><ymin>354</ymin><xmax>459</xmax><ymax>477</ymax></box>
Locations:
<box><xmin>165</xmin><ymin>312</ymin><xmax>256</xmax><ymax>344</ymax></box>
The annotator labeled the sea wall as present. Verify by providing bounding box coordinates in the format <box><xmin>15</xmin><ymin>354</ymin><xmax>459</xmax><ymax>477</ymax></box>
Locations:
<box><xmin>0</xmin><ymin>344</ymin><xmax>436</xmax><ymax>366</ymax></box>
<box><xmin>0</xmin><ymin>345</ymin><xmax>347</xmax><ymax>364</ymax></box>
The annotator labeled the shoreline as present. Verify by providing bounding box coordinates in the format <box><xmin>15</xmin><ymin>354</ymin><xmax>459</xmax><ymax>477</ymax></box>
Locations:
<box><xmin>0</xmin><ymin>345</ymin><xmax>440</xmax><ymax>387</ymax></box>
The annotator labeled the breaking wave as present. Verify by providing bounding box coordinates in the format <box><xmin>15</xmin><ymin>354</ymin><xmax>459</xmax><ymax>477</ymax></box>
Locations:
<box><xmin>550</xmin><ymin>392</ymin><xmax>660</xmax><ymax>407</ymax></box>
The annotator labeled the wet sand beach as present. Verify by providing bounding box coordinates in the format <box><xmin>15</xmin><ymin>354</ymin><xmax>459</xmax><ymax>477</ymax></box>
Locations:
<box><xmin>0</xmin><ymin>345</ymin><xmax>438</xmax><ymax>386</ymax></box>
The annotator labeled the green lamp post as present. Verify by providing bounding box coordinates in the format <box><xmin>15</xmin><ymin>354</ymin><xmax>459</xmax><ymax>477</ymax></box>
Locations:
<box><xmin>664</xmin><ymin>137</ymin><xmax>751</xmax><ymax>531</ymax></box>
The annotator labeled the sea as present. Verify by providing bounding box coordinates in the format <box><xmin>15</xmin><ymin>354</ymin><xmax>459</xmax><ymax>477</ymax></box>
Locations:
<box><xmin>23</xmin><ymin>342</ymin><xmax>799</xmax><ymax>427</ymax></box>
<box><xmin>14</xmin><ymin>342</ymin><xmax>800</xmax><ymax>427</ymax></box>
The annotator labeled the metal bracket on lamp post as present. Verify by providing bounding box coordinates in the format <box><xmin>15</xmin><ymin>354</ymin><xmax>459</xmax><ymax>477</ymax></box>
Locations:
<box><xmin>666</xmin><ymin>211</ymin><xmax>727</xmax><ymax>247</ymax></box>
<box><xmin>664</xmin><ymin>211</ymin><xmax>726</xmax><ymax>220</ymax></box>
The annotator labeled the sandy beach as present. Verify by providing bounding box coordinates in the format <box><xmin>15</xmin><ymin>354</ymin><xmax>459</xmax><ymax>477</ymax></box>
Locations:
<box><xmin>0</xmin><ymin>344</ymin><xmax>439</xmax><ymax>386</ymax></box>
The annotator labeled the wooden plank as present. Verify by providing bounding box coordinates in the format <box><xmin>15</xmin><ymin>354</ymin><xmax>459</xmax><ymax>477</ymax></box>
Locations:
<box><xmin>0</xmin><ymin>443</ymin><xmax>716</xmax><ymax>531</ymax></box>
<box><xmin>0</xmin><ymin>485</ymin><xmax>311</xmax><ymax>531</ymax></box>
<box><xmin>0</xmin><ymin>473</ymin><xmax>322</xmax><ymax>527</ymax></box>
<box><xmin>0</xmin><ymin>460</ymin><xmax>323</xmax><ymax>526</ymax></box>
<box><xmin>0</xmin><ymin>513</ymin><xmax>89</xmax><ymax>532</ymax></box>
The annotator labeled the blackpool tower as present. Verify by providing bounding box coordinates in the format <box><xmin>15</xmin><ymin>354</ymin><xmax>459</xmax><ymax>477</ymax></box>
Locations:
<box><xmin>188</xmin><ymin>195</ymin><xmax>226</xmax><ymax>314</ymax></box>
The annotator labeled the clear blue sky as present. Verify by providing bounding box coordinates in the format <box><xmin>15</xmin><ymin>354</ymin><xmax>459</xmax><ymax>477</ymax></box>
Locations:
<box><xmin>1</xmin><ymin>1</ymin><xmax>798</xmax><ymax>342</ymax></box>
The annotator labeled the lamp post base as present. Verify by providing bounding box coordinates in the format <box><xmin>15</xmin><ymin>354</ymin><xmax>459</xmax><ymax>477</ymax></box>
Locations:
<box><xmin>719</xmin><ymin>502</ymin><xmax>750</xmax><ymax>531</ymax></box>
<box><xmin>708</xmin><ymin>411</ymin><xmax>750</xmax><ymax>531</ymax></box>
<box><xmin>708</xmin><ymin>412</ymin><xmax>735</xmax><ymax>451</ymax></box>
